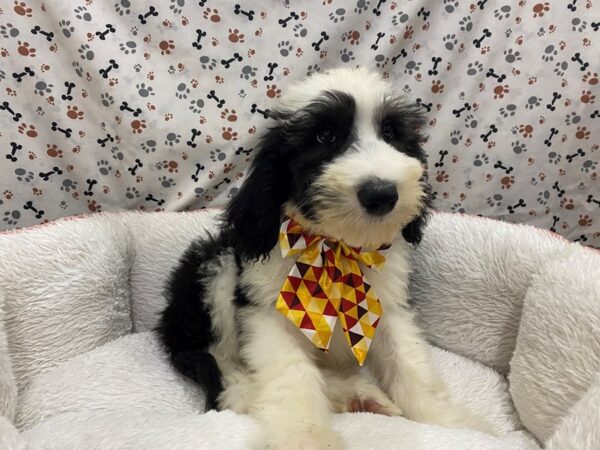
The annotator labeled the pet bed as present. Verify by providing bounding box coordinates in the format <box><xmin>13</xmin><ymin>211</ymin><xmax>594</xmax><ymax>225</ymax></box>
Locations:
<box><xmin>0</xmin><ymin>210</ymin><xmax>598</xmax><ymax>449</ymax></box>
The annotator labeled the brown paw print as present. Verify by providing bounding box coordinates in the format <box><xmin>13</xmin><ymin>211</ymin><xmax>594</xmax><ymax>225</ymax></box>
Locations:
<box><xmin>17</xmin><ymin>123</ymin><xmax>38</xmax><ymax>137</ymax></box>
<box><xmin>1</xmin><ymin>48</ymin><xmax>10</xmax><ymax>57</ymax></box>
<box><xmin>582</xmin><ymin>72</ymin><xmax>599</xmax><ymax>85</ymax></box>
<box><xmin>32</xmin><ymin>187</ymin><xmax>42</xmax><ymax>196</ymax></box>
<box><xmin>222</xmin><ymin>127</ymin><xmax>238</xmax><ymax>141</ymax></box>
<box><xmin>501</xmin><ymin>175</ymin><xmax>515</xmax><ymax>189</ymax></box>
<box><xmin>162</xmin><ymin>160</ymin><xmax>179</xmax><ymax>173</ymax></box>
<box><xmin>436</xmin><ymin>170</ymin><xmax>449</xmax><ymax>183</ymax></box>
<box><xmin>46</xmin><ymin>144</ymin><xmax>63</xmax><ymax>157</ymax></box>
<box><xmin>349</xmin><ymin>30</ymin><xmax>360</xmax><ymax>44</ymax></box>
<box><xmin>559</xmin><ymin>198</ymin><xmax>575</xmax><ymax>209</ymax></box>
<box><xmin>228</xmin><ymin>28</ymin><xmax>245</xmax><ymax>43</ymax></box>
<box><xmin>518</xmin><ymin>124</ymin><xmax>534</xmax><ymax>138</ymax></box>
<box><xmin>223</xmin><ymin>163</ymin><xmax>235</xmax><ymax>173</ymax></box>
<box><xmin>431</xmin><ymin>80</ymin><xmax>444</xmax><ymax>94</ymax></box>
<box><xmin>215</xmin><ymin>75</ymin><xmax>224</xmax><ymax>84</ymax></box>
<box><xmin>87</xmin><ymin>200</ymin><xmax>102</xmax><ymax>213</ymax></box>
<box><xmin>14</xmin><ymin>0</ymin><xmax>32</xmax><ymax>16</ymax></box>
<box><xmin>266</xmin><ymin>84</ymin><xmax>282</xmax><ymax>99</ymax></box>
<box><xmin>404</xmin><ymin>25</ymin><xmax>414</xmax><ymax>40</ymax></box>
<box><xmin>493</xmin><ymin>84</ymin><xmax>509</xmax><ymax>99</ymax></box>
<box><xmin>17</xmin><ymin>41</ymin><xmax>36</xmax><ymax>57</ymax></box>
<box><xmin>532</xmin><ymin>2</ymin><xmax>550</xmax><ymax>17</ymax></box>
<box><xmin>131</xmin><ymin>119</ymin><xmax>147</xmax><ymax>134</ymax></box>
<box><xmin>205</xmin><ymin>135</ymin><xmax>213</xmax><ymax>144</ymax></box>
<box><xmin>66</xmin><ymin>105</ymin><xmax>84</xmax><ymax>120</ymax></box>
<box><xmin>220</xmin><ymin>108</ymin><xmax>237</xmax><ymax>122</ymax></box>
<box><xmin>3</xmin><ymin>190</ymin><xmax>13</xmax><ymax>200</ymax></box>
<box><xmin>581</xmin><ymin>90</ymin><xmax>596</xmax><ymax>104</ymax></box>
<box><xmin>159</xmin><ymin>40</ymin><xmax>175</xmax><ymax>55</ymax></box>
<box><xmin>248</xmin><ymin>125</ymin><xmax>257</xmax><ymax>134</ymax></box>
<box><xmin>578</xmin><ymin>214</ymin><xmax>593</xmax><ymax>227</ymax></box>
<box><xmin>203</xmin><ymin>7</ymin><xmax>221</xmax><ymax>22</ymax></box>
<box><xmin>575</xmin><ymin>126</ymin><xmax>591</xmax><ymax>140</ymax></box>
<box><xmin>108</xmin><ymin>78</ymin><xmax>119</xmax><ymax>86</ymax></box>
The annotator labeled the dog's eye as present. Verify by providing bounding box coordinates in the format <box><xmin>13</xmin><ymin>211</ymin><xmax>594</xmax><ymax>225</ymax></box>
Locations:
<box><xmin>316</xmin><ymin>128</ymin><xmax>336</xmax><ymax>144</ymax></box>
<box><xmin>381</xmin><ymin>121</ymin><xmax>395</xmax><ymax>141</ymax></box>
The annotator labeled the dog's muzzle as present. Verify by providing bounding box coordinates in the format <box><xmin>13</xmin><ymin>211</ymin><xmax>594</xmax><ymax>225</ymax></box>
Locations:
<box><xmin>357</xmin><ymin>179</ymin><xmax>398</xmax><ymax>216</ymax></box>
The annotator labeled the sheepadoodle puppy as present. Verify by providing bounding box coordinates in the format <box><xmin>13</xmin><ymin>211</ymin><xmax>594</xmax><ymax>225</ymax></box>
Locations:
<box><xmin>158</xmin><ymin>67</ymin><xmax>493</xmax><ymax>449</ymax></box>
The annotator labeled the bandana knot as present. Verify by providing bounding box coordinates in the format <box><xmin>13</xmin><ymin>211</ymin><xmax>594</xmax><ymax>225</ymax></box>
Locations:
<box><xmin>275</xmin><ymin>218</ymin><xmax>387</xmax><ymax>365</ymax></box>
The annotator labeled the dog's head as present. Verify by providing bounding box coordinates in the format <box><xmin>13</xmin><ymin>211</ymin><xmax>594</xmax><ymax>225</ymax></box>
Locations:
<box><xmin>226</xmin><ymin>67</ymin><xmax>433</xmax><ymax>261</ymax></box>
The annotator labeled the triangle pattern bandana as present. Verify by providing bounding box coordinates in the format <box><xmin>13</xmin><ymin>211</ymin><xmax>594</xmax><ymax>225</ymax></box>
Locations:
<box><xmin>275</xmin><ymin>218</ymin><xmax>387</xmax><ymax>365</ymax></box>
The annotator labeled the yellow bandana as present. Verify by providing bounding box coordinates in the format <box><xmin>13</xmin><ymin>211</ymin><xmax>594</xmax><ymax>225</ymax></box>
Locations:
<box><xmin>275</xmin><ymin>218</ymin><xmax>387</xmax><ymax>365</ymax></box>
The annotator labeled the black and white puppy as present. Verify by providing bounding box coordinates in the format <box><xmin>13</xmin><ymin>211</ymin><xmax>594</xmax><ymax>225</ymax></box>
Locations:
<box><xmin>158</xmin><ymin>67</ymin><xmax>493</xmax><ymax>449</ymax></box>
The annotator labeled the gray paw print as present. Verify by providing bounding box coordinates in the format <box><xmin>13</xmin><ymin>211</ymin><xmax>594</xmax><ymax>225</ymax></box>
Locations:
<box><xmin>450</xmin><ymin>130</ymin><xmax>463</xmax><ymax>145</ymax></box>
<box><xmin>210</xmin><ymin>149</ymin><xmax>226</xmax><ymax>162</ymax></box>
<box><xmin>3</xmin><ymin>210</ymin><xmax>20</xmax><ymax>226</ymax></box>
<box><xmin>537</xmin><ymin>27</ymin><xmax>546</xmax><ymax>37</ymax></box>
<box><xmin>59</xmin><ymin>20</ymin><xmax>75</xmax><ymax>38</ymax></box>
<box><xmin>564</xmin><ymin>112</ymin><xmax>581</xmax><ymax>125</ymax></box>
<box><xmin>61</xmin><ymin>178</ymin><xmax>78</xmax><ymax>192</ymax></box>
<box><xmin>571</xmin><ymin>18</ymin><xmax>587</xmax><ymax>32</ymax></box>
<box><xmin>459</xmin><ymin>16</ymin><xmax>473</xmax><ymax>32</ymax></box>
<box><xmin>450</xmin><ymin>203</ymin><xmax>465</xmax><ymax>213</ymax></box>
<box><xmin>391</xmin><ymin>12</ymin><xmax>409</xmax><ymax>25</ymax></box>
<box><xmin>170</xmin><ymin>0</ymin><xmax>185</xmax><ymax>14</ymax></box>
<box><xmin>101</xmin><ymin>93</ymin><xmax>114</xmax><ymax>107</ymax></box>
<box><xmin>293</xmin><ymin>23</ymin><xmax>307</xmax><ymax>38</ymax></box>
<box><xmin>499</xmin><ymin>104</ymin><xmax>517</xmax><ymax>117</ymax></box>
<box><xmin>444</xmin><ymin>0</ymin><xmax>459</xmax><ymax>13</ymax></box>
<box><xmin>125</xmin><ymin>187</ymin><xmax>140</xmax><ymax>199</ymax></box>
<box><xmin>194</xmin><ymin>187</ymin><xmax>205</xmax><ymax>197</ymax></box>
<box><xmin>141</xmin><ymin>139</ymin><xmax>157</xmax><ymax>153</ymax></box>
<box><xmin>278</xmin><ymin>41</ymin><xmax>293</xmax><ymax>57</ymax></box>
<box><xmin>525</xmin><ymin>96</ymin><xmax>541</xmax><ymax>109</ymax></box>
<box><xmin>374</xmin><ymin>54</ymin><xmax>389</xmax><ymax>68</ymax></box>
<box><xmin>542</xmin><ymin>44</ymin><xmax>558</xmax><ymax>62</ymax></box>
<box><xmin>354</xmin><ymin>0</ymin><xmax>370</xmax><ymax>14</ymax></box>
<box><xmin>200</xmin><ymin>56</ymin><xmax>217</xmax><ymax>70</ymax></box>
<box><xmin>97</xmin><ymin>160</ymin><xmax>112</xmax><ymax>175</ymax></box>
<box><xmin>512</xmin><ymin>140</ymin><xmax>527</xmax><ymax>154</ymax></box>
<box><xmin>547</xmin><ymin>151</ymin><xmax>562</xmax><ymax>164</ymax></box>
<box><xmin>34</xmin><ymin>81</ymin><xmax>53</xmax><ymax>96</ymax></box>
<box><xmin>504</xmin><ymin>49</ymin><xmax>521</xmax><ymax>63</ymax></box>
<box><xmin>110</xmin><ymin>146</ymin><xmax>124</xmax><ymax>160</ymax></box>
<box><xmin>227</xmin><ymin>187</ymin><xmax>239</xmax><ymax>199</ymax></box>
<box><xmin>165</xmin><ymin>132</ymin><xmax>181</xmax><ymax>146</ymax></box>
<box><xmin>72</xmin><ymin>61</ymin><xmax>83</xmax><ymax>78</ymax></box>
<box><xmin>404</xmin><ymin>60</ymin><xmax>421</xmax><ymax>75</ymax></box>
<box><xmin>581</xmin><ymin>160</ymin><xmax>597</xmax><ymax>173</ymax></box>
<box><xmin>443</xmin><ymin>34</ymin><xmax>458</xmax><ymax>51</ymax></box>
<box><xmin>328</xmin><ymin>8</ymin><xmax>346</xmax><ymax>23</ymax></box>
<box><xmin>74</xmin><ymin>6</ymin><xmax>92</xmax><ymax>21</ymax></box>
<box><xmin>340</xmin><ymin>48</ymin><xmax>355</xmax><ymax>63</ymax></box>
<box><xmin>494</xmin><ymin>5</ymin><xmax>511</xmax><ymax>20</ymax></box>
<box><xmin>114</xmin><ymin>0</ymin><xmax>131</xmax><ymax>16</ymax></box>
<box><xmin>537</xmin><ymin>191</ymin><xmax>550</xmax><ymax>205</ymax></box>
<box><xmin>487</xmin><ymin>194</ymin><xmax>503</xmax><ymax>206</ymax></box>
<box><xmin>136</xmin><ymin>83</ymin><xmax>154</xmax><ymax>97</ymax></box>
<box><xmin>0</xmin><ymin>70</ymin><xmax>5</xmax><ymax>81</ymax></box>
<box><xmin>15</xmin><ymin>168</ymin><xmax>35</xmax><ymax>183</ymax></box>
<box><xmin>78</xmin><ymin>44</ymin><xmax>94</xmax><ymax>60</ymax></box>
<box><xmin>175</xmin><ymin>83</ymin><xmax>191</xmax><ymax>99</ymax></box>
<box><xmin>133</xmin><ymin>63</ymin><xmax>142</xmax><ymax>72</ymax></box>
<box><xmin>240</xmin><ymin>65</ymin><xmax>257</xmax><ymax>80</ymax></box>
<box><xmin>119</xmin><ymin>41</ymin><xmax>137</xmax><ymax>54</ymax></box>
<box><xmin>466</xmin><ymin>61</ymin><xmax>483</xmax><ymax>75</ymax></box>
<box><xmin>554</xmin><ymin>61</ymin><xmax>568</xmax><ymax>77</ymax></box>
<box><xmin>0</xmin><ymin>23</ymin><xmax>20</xmax><ymax>38</ymax></box>
<box><xmin>473</xmin><ymin>154</ymin><xmax>489</xmax><ymax>166</ymax></box>
<box><xmin>464</xmin><ymin>114</ymin><xmax>478</xmax><ymax>129</ymax></box>
<box><xmin>159</xmin><ymin>176</ymin><xmax>176</xmax><ymax>188</ymax></box>
<box><xmin>189</xmin><ymin>98</ymin><xmax>204</xmax><ymax>113</ymax></box>
<box><xmin>59</xmin><ymin>200</ymin><xmax>68</xmax><ymax>210</ymax></box>
<box><xmin>306</xmin><ymin>64</ymin><xmax>320</xmax><ymax>76</ymax></box>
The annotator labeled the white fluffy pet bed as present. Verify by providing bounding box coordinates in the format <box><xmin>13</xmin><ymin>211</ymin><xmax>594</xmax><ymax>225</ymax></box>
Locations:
<box><xmin>0</xmin><ymin>211</ymin><xmax>599</xmax><ymax>450</ymax></box>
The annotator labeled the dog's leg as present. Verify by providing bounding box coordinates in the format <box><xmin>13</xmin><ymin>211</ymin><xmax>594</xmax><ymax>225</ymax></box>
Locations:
<box><xmin>368</xmin><ymin>307</ymin><xmax>498</xmax><ymax>435</ymax></box>
<box><xmin>242</xmin><ymin>309</ymin><xmax>343</xmax><ymax>450</ymax></box>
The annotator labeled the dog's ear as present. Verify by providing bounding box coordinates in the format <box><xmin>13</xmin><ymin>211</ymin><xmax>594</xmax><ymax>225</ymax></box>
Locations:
<box><xmin>224</xmin><ymin>125</ymin><xmax>291</xmax><ymax>261</ymax></box>
<box><xmin>402</xmin><ymin>179</ymin><xmax>434</xmax><ymax>246</ymax></box>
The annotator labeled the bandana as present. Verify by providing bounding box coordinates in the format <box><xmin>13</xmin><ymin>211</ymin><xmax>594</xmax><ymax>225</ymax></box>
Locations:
<box><xmin>275</xmin><ymin>218</ymin><xmax>387</xmax><ymax>365</ymax></box>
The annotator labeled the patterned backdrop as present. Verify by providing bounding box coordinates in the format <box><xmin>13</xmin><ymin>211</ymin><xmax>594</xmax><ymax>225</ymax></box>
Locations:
<box><xmin>0</xmin><ymin>0</ymin><xmax>599</xmax><ymax>247</ymax></box>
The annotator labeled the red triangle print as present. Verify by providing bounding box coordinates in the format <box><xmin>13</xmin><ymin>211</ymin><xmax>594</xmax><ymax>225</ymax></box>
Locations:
<box><xmin>344</xmin><ymin>314</ymin><xmax>358</xmax><ymax>330</ymax></box>
<box><xmin>296</xmin><ymin>262</ymin><xmax>312</xmax><ymax>277</ymax></box>
<box><xmin>323</xmin><ymin>301</ymin><xmax>338</xmax><ymax>316</ymax></box>
<box><xmin>340</xmin><ymin>298</ymin><xmax>355</xmax><ymax>313</ymax></box>
<box><xmin>290</xmin><ymin>296</ymin><xmax>304</xmax><ymax>310</ymax></box>
<box><xmin>300</xmin><ymin>314</ymin><xmax>316</xmax><ymax>330</ymax></box>
<box><xmin>289</xmin><ymin>276</ymin><xmax>302</xmax><ymax>290</ymax></box>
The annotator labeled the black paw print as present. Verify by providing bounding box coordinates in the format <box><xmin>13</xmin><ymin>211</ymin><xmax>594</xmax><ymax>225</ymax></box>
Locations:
<box><xmin>512</xmin><ymin>141</ymin><xmax>527</xmax><ymax>154</ymax></box>
<box><xmin>443</xmin><ymin>34</ymin><xmax>458</xmax><ymax>51</ymax></box>
<box><xmin>542</xmin><ymin>44</ymin><xmax>558</xmax><ymax>62</ymax></box>
<box><xmin>141</xmin><ymin>139</ymin><xmax>157</xmax><ymax>153</ymax></box>
<box><xmin>74</xmin><ymin>6</ymin><xmax>92</xmax><ymax>21</ymax></box>
<box><xmin>2</xmin><ymin>210</ymin><xmax>20</xmax><ymax>226</ymax></box>
<box><xmin>392</xmin><ymin>12</ymin><xmax>409</xmax><ymax>25</ymax></box>
<box><xmin>459</xmin><ymin>16</ymin><xmax>473</xmax><ymax>32</ymax></box>
<box><xmin>504</xmin><ymin>49</ymin><xmax>521</xmax><ymax>63</ymax></box>
<box><xmin>61</xmin><ymin>178</ymin><xmax>78</xmax><ymax>192</ymax></box>
<box><xmin>0</xmin><ymin>23</ymin><xmax>20</xmax><ymax>38</ymax></box>
<box><xmin>119</xmin><ymin>41</ymin><xmax>137</xmax><ymax>55</ymax></box>
<box><xmin>200</xmin><ymin>55</ymin><xmax>217</xmax><ymax>70</ymax></box>
<box><xmin>78</xmin><ymin>44</ymin><xmax>94</xmax><ymax>60</ymax></box>
<box><xmin>293</xmin><ymin>23</ymin><xmax>307</xmax><ymax>38</ymax></box>
<box><xmin>473</xmin><ymin>153</ymin><xmax>489</xmax><ymax>166</ymax></box>
<box><xmin>101</xmin><ymin>93</ymin><xmax>114</xmax><ymax>107</ymax></box>
<box><xmin>240</xmin><ymin>65</ymin><xmax>257</xmax><ymax>80</ymax></box>
<box><xmin>278</xmin><ymin>41</ymin><xmax>293</xmax><ymax>57</ymax></box>
<box><xmin>487</xmin><ymin>194</ymin><xmax>503</xmax><ymax>206</ymax></box>
<box><xmin>443</xmin><ymin>0</ymin><xmax>459</xmax><ymax>13</ymax></box>
<box><xmin>564</xmin><ymin>112</ymin><xmax>581</xmax><ymax>125</ymax></box>
<box><xmin>97</xmin><ymin>160</ymin><xmax>112</xmax><ymax>175</ymax></box>
<box><xmin>404</xmin><ymin>60</ymin><xmax>421</xmax><ymax>75</ymax></box>
<box><xmin>340</xmin><ymin>48</ymin><xmax>355</xmax><ymax>63</ymax></box>
<box><xmin>450</xmin><ymin>130</ymin><xmax>463</xmax><ymax>145</ymax></box>
<box><xmin>464</xmin><ymin>114</ymin><xmax>478</xmax><ymax>128</ymax></box>
<box><xmin>525</xmin><ymin>96</ymin><xmax>541</xmax><ymax>110</ymax></box>
<box><xmin>159</xmin><ymin>176</ymin><xmax>176</xmax><ymax>188</ymax></box>
<box><xmin>537</xmin><ymin>190</ymin><xmax>550</xmax><ymax>205</ymax></box>
<box><xmin>499</xmin><ymin>104</ymin><xmax>517</xmax><ymax>117</ymax></box>
<box><xmin>494</xmin><ymin>5</ymin><xmax>511</xmax><ymax>20</ymax></box>
<box><xmin>165</xmin><ymin>132</ymin><xmax>181</xmax><ymax>146</ymax></box>
<box><xmin>59</xmin><ymin>20</ymin><xmax>75</xmax><ymax>38</ymax></box>
<box><xmin>189</xmin><ymin>98</ymin><xmax>205</xmax><ymax>113</ymax></box>
<box><xmin>581</xmin><ymin>160</ymin><xmax>597</xmax><ymax>173</ymax></box>
<box><xmin>210</xmin><ymin>149</ymin><xmax>226</xmax><ymax>162</ymax></box>
<box><xmin>114</xmin><ymin>0</ymin><xmax>131</xmax><ymax>16</ymax></box>
<box><xmin>15</xmin><ymin>168</ymin><xmax>35</xmax><ymax>183</ymax></box>
<box><xmin>125</xmin><ymin>186</ymin><xmax>140</xmax><ymax>199</ymax></box>
<box><xmin>466</xmin><ymin>61</ymin><xmax>483</xmax><ymax>75</ymax></box>
<box><xmin>175</xmin><ymin>82</ymin><xmax>191</xmax><ymax>99</ymax></box>
<box><xmin>547</xmin><ymin>151</ymin><xmax>562</xmax><ymax>164</ymax></box>
<box><xmin>328</xmin><ymin>8</ymin><xmax>346</xmax><ymax>23</ymax></box>
<box><xmin>34</xmin><ymin>81</ymin><xmax>53</xmax><ymax>96</ymax></box>
<box><xmin>554</xmin><ymin>61</ymin><xmax>568</xmax><ymax>77</ymax></box>
<box><xmin>354</xmin><ymin>0</ymin><xmax>370</xmax><ymax>14</ymax></box>
<box><xmin>136</xmin><ymin>83</ymin><xmax>154</xmax><ymax>97</ymax></box>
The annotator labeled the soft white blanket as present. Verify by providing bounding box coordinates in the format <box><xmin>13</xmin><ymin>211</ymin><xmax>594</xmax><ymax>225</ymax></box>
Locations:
<box><xmin>0</xmin><ymin>211</ymin><xmax>598</xmax><ymax>449</ymax></box>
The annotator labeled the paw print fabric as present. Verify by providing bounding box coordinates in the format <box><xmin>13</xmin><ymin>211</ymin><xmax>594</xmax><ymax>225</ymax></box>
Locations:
<box><xmin>0</xmin><ymin>1</ymin><xmax>598</xmax><ymax>248</ymax></box>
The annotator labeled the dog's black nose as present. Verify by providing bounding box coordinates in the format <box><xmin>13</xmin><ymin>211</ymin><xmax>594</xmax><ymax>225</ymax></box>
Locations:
<box><xmin>357</xmin><ymin>179</ymin><xmax>398</xmax><ymax>216</ymax></box>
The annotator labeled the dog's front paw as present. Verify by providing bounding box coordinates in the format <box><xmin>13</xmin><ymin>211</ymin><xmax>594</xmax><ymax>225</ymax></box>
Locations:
<box><xmin>253</xmin><ymin>424</ymin><xmax>344</xmax><ymax>450</ymax></box>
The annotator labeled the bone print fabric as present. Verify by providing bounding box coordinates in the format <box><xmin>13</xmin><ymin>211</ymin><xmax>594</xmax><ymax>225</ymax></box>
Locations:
<box><xmin>0</xmin><ymin>1</ymin><xmax>598</xmax><ymax>247</ymax></box>
<box><xmin>276</xmin><ymin>218</ymin><xmax>385</xmax><ymax>366</ymax></box>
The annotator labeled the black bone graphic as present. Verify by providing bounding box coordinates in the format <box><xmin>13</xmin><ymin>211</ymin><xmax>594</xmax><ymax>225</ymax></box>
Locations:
<box><xmin>546</xmin><ymin>92</ymin><xmax>562</xmax><ymax>111</ymax></box>
<box><xmin>84</xmin><ymin>178</ymin><xmax>97</xmax><ymax>196</ymax></box>
<box><xmin>234</xmin><ymin>4</ymin><xmax>255</xmax><ymax>20</ymax></box>
<box><xmin>452</xmin><ymin>102</ymin><xmax>472</xmax><ymax>118</ymax></box>
<box><xmin>23</xmin><ymin>201</ymin><xmax>45</xmax><ymax>218</ymax></box>
<box><xmin>51</xmin><ymin>121</ymin><xmax>72</xmax><ymax>138</ymax></box>
<box><xmin>263</xmin><ymin>62</ymin><xmax>278</xmax><ymax>81</ymax></box>
<box><xmin>99</xmin><ymin>59</ymin><xmax>119</xmax><ymax>79</ymax></box>
<box><xmin>370</xmin><ymin>32</ymin><xmax>385</xmax><ymax>51</ymax></box>
<box><xmin>192</xmin><ymin>28</ymin><xmax>206</xmax><ymax>50</ymax></box>
<box><xmin>373</xmin><ymin>0</ymin><xmax>387</xmax><ymax>16</ymax></box>
<box><xmin>480</xmin><ymin>124</ymin><xmax>498</xmax><ymax>142</ymax></box>
<box><xmin>544</xmin><ymin>127</ymin><xmax>559</xmax><ymax>147</ymax></box>
<box><xmin>428</xmin><ymin>57</ymin><xmax>442</xmax><ymax>76</ymax></box>
<box><xmin>191</xmin><ymin>163</ymin><xmax>205</xmax><ymax>182</ymax></box>
<box><xmin>493</xmin><ymin>160</ymin><xmax>514</xmax><ymax>174</ymax></box>
<box><xmin>6</xmin><ymin>142</ymin><xmax>22</xmax><ymax>162</ymax></box>
<box><xmin>591</xmin><ymin>110</ymin><xmax>600</xmax><ymax>119</ymax></box>
<box><xmin>278</xmin><ymin>11</ymin><xmax>299</xmax><ymax>28</ymax></box>
<box><xmin>31</xmin><ymin>25</ymin><xmax>54</xmax><ymax>41</ymax></box>
<box><xmin>61</xmin><ymin>81</ymin><xmax>76</xmax><ymax>101</ymax></box>
<box><xmin>417</xmin><ymin>7</ymin><xmax>430</xmax><ymax>20</ymax></box>
<box><xmin>473</xmin><ymin>28</ymin><xmax>491</xmax><ymax>48</ymax></box>
<box><xmin>571</xmin><ymin>52</ymin><xmax>589</xmax><ymax>71</ymax></box>
<box><xmin>485</xmin><ymin>68</ymin><xmax>506</xmax><ymax>82</ymax></box>
<box><xmin>39</xmin><ymin>166</ymin><xmax>63</xmax><ymax>181</ymax></box>
<box><xmin>207</xmin><ymin>90</ymin><xmax>225</xmax><ymax>108</ymax></box>
<box><xmin>128</xmin><ymin>159</ymin><xmax>143</xmax><ymax>175</ymax></box>
<box><xmin>221</xmin><ymin>52</ymin><xmax>243</xmax><ymax>69</ymax></box>
<box><xmin>119</xmin><ymin>101</ymin><xmax>142</xmax><ymax>117</ymax></box>
<box><xmin>391</xmin><ymin>49</ymin><xmax>408</xmax><ymax>64</ymax></box>
<box><xmin>550</xmin><ymin>215</ymin><xmax>560</xmax><ymax>232</ymax></box>
<box><xmin>434</xmin><ymin>150</ymin><xmax>448</xmax><ymax>168</ymax></box>
<box><xmin>235</xmin><ymin>146</ymin><xmax>253</xmax><ymax>155</ymax></box>
<box><xmin>145</xmin><ymin>194</ymin><xmax>165</xmax><ymax>206</ymax></box>
<box><xmin>552</xmin><ymin>181</ymin><xmax>566</xmax><ymax>198</ymax></box>
<box><xmin>311</xmin><ymin>31</ymin><xmax>329</xmax><ymax>51</ymax></box>
<box><xmin>250</xmin><ymin>103</ymin><xmax>270</xmax><ymax>118</ymax></box>
<box><xmin>0</xmin><ymin>101</ymin><xmax>22</xmax><ymax>122</ymax></box>
<box><xmin>12</xmin><ymin>66</ymin><xmax>34</xmax><ymax>83</ymax></box>
<box><xmin>507</xmin><ymin>198</ymin><xmax>526</xmax><ymax>214</ymax></box>
<box><xmin>97</xmin><ymin>134</ymin><xmax>114</xmax><ymax>147</ymax></box>
<box><xmin>138</xmin><ymin>6</ymin><xmax>158</xmax><ymax>25</ymax></box>
<box><xmin>187</xmin><ymin>128</ymin><xmax>201</xmax><ymax>148</ymax></box>
<box><xmin>95</xmin><ymin>23</ymin><xmax>116</xmax><ymax>40</ymax></box>
<box><xmin>566</xmin><ymin>148</ymin><xmax>585</xmax><ymax>162</ymax></box>
<box><xmin>587</xmin><ymin>194</ymin><xmax>600</xmax><ymax>207</ymax></box>
<box><xmin>416</xmin><ymin>98</ymin><xmax>432</xmax><ymax>112</ymax></box>
<box><xmin>213</xmin><ymin>177</ymin><xmax>232</xmax><ymax>190</ymax></box>
<box><xmin>567</xmin><ymin>0</ymin><xmax>577</xmax><ymax>11</ymax></box>
<box><xmin>477</xmin><ymin>0</ymin><xmax>489</xmax><ymax>9</ymax></box>
<box><xmin>592</xmin><ymin>22</ymin><xmax>600</xmax><ymax>32</ymax></box>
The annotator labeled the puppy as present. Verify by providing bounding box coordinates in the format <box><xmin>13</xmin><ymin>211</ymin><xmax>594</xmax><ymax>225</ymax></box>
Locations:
<box><xmin>158</xmin><ymin>67</ymin><xmax>494</xmax><ymax>449</ymax></box>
